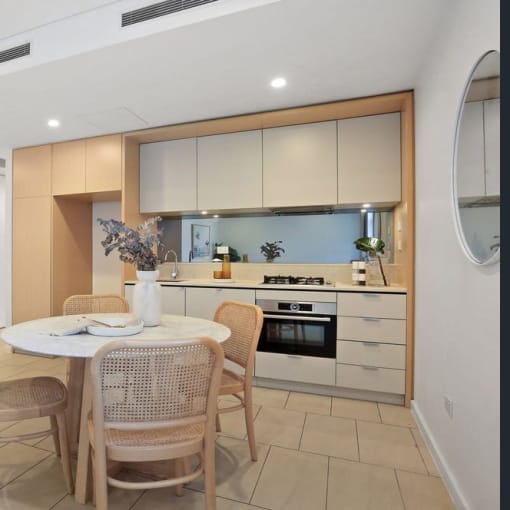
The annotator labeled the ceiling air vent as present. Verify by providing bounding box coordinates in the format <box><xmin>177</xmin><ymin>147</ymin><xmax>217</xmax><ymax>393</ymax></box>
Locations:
<box><xmin>0</xmin><ymin>42</ymin><xmax>30</xmax><ymax>64</ymax></box>
<box><xmin>122</xmin><ymin>0</ymin><xmax>218</xmax><ymax>27</ymax></box>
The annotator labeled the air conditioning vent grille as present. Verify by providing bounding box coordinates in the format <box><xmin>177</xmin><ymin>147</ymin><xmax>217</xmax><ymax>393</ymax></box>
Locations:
<box><xmin>0</xmin><ymin>43</ymin><xmax>30</xmax><ymax>64</ymax></box>
<box><xmin>122</xmin><ymin>0</ymin><xmax>218</xmax><ymax>27</ymax></box>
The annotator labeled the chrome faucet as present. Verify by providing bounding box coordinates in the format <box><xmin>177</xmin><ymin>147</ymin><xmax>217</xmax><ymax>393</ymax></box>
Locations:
<box><xmin>164</xmin><ymin>249</ymin><xmax>179</xmax><ymax>279</ymax></box>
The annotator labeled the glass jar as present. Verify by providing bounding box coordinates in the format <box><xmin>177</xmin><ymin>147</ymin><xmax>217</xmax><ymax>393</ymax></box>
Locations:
<box><xmin>222</xmin><ymin>254</ymin><xmax>231</xmax><ymax>279</ymax></box>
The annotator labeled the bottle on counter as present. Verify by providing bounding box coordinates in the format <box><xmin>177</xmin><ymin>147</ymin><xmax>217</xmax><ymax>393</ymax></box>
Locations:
<box><xmin>222</xmin><ymin>254</ymin><xmax>231</xmax><ymax>279</ymax></box>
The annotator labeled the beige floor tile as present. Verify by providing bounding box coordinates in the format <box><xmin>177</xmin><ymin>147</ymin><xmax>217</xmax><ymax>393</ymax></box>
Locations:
<box><xmin>378</xmin><ymin>403</ymin><xmax>416</xmax><ymax>427</ymax></box>
<box><xmin>0</xmin><ymin>364</ymin><xmax>29</xmax><ymax>380</ymax></box>
<box><xmin>357</xmin><ymin>421</ymin><xmax>427</xmax><ymax>474</ymax></box>
<box><xmin>2</xmin><ymin>417</ymin><xmax>54</xmax><ymax>446</ymax></box>
<box><xmin>300</xmin><ymin>413</ymin><xmax>358</xmax><ymax>460</ymax></box>
<box><xmin>52</xmin><ymin>481</ymin><xmax>142</xmax><ymax>510</ymax></box>
<box><xmin>411</xmin><ymin>427</ymin><xmax>426</xmax><ymax>447</ymax></box>
<box><xmin>251</xmin><ymin>446</ymin><xmax>328</xmax><ymax>510</ymax></box>
<box><xmin>253</xmin><ymin>407</ymin><xmax>305</xmax><ymax>449</ymax></box>
<box><xmin>327</xmin><ymin>457</ymin><xmax>404</xmax><ymax>510</ymax></box>
<box><xmin>331</xmin><ymin>397</ymin><xmax>381</xmax><ymax>422</ymax></box>
<box><xmin>251</xmin><ymin>386</ymin><xmax>289</xmax><ymax>408</ymax></box>
<box><xmin>189</xmin><ymin>436</ymin><xmax>269</xmax><ymax>503</ymax></box>
<box><xmin>33</xmin><ymin>435</ymin><xmax>58</xmax><ymax>452</ymax></box>
<box><xmin>285</xmin><ymin>392</ymin><xmax>331</xmax><ymax>415</ymax></box>
<box><xmin>419</xmin><ymin>446</ymin><xmax>441</xmax><ymax>477</ymax></box>
<box><xmin>397</xmin><ymin>470</ymin><xmax>455</xmax><ymax>509</ymax></box>
<box><xmin>0</xmin><ymin>455</ymin><xmax>67</xmax><ymax>508</ymax></box>
<box><xmin>217</xmin><ymin>403</ymin><xmax>261</xmax><ymax>440</ymax></box>
<box><xmin>0</xmin><ymin>442</ymin><xmax>51</xmax><ymax>488</ymax></box>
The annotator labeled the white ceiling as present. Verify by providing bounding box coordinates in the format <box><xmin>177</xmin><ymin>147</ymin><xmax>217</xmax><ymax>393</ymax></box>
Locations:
<box><xmin>0</xmin><ymin>0</ymin><xmax>453</xmax><ymax>149</ymax></box>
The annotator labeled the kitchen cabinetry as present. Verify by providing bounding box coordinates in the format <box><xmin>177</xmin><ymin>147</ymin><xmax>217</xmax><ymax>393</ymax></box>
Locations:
<box><xmin>337</xmin><ymin>112</ymin><xmax>401</xmax><ymax>206</ymax></box>
<box><xmin>52</xmin><ymin>135</ymin><xmax>122</xmax><ymax>195</ymax></box>
<box><xmin>186</xmin><ymin>287</ymin><xmax>255</xmax><ymax>320</ymax></box>
<box><xmin>13</xmin><ymin>145</ymin><xmax>51</xmax><ymax>198</ymax></box>
<box><xmin>262</xmin><ymin>121</ymin><xmax>338</xmax><ymax>208</ymax></box>
<box><xmin>124</xmin><ymin>284</ymin><xmax>186</xmax><ymax>316</ymax></box>
<box><xmin>140</xmin><ymin>138</ymin><xmax>197</xmax><ymax>213</ymax></box>
<box><xmin>456</xmin><ymin>99</ymin><xmax>500</xmax><ymax>199</ymax></box>
<box><xmin>198</xmin><ymin>130</ymin><xmax>262</xmax><ymax>210</ymax></box>
<box><xmin>336</xmin><ymin>292</ymin><xmax>406</xmax><ymax>395</ymax></box>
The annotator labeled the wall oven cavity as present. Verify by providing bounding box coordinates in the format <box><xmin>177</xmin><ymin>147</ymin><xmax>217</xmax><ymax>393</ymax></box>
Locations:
<box><xmin>256</xmin><ymin>298</ymin><xmax>337</xmax><ymax>358</ymax></box>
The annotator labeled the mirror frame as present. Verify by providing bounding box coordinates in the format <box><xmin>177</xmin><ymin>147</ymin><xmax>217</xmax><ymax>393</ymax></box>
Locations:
<box><xmin>452</xmin><ymin>50</ymin><xmax>500</xmax><ymax>266</ymax></box>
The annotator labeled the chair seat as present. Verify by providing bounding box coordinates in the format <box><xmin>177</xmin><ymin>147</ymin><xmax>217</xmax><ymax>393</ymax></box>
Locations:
<box><xmin>0</xmin><ymin>377</ymin><xmax>67</xmax><ymax>421</ymax></box>
<box><xmin>218</xmin><ymin>369</ymin><xmax>245</xmax><ymax>396</ymax></box>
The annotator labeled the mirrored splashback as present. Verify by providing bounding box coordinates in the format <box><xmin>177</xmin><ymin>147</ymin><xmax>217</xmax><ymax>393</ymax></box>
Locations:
<box><xmin>158</xmin><ymin>211</ymin><xmax>394</xmax><ymax>264</ymax></box>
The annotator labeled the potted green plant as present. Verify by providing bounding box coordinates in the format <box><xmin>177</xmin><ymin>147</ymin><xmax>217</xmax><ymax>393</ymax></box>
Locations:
<box><xmin>260</xmin><ymin>241</ymin><xmax>285</xmax><ymax>262</ymax></box>
<box><xmin>354</xmin><ymin>236</ymin><xmax>388</xmax><ymax>286</ymax></box>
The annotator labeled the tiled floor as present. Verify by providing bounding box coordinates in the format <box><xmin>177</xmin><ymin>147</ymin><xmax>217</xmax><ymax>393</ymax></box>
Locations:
<box><xmin>0</xmin><ymin>341</ymin><xmax>455</xmax><ymax>509</ymax></box>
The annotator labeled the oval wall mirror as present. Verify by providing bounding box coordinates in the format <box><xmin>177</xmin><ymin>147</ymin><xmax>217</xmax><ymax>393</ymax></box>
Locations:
<box><xmin>453</xmin><ymin>50</ymin><xmax>500</xmax><ymax>265</ymax></box>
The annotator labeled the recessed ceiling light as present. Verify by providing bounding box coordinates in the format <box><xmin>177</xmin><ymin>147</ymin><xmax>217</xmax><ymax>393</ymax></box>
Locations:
<box><xmin>201</xmin><ymin>211</ymin><xmax>208</xmax><ymax>215</ymax></box>
<box><xmin>47</xmin><ymin>119</ymin><xmax>60</xmax><ymax>128</ymax></box>
<box><xmin>362</xmin><ymin>203</ymin><xmax>371</xmax><ymax>208</ymax></box>
<box><xmin>270</xmin><ymin>77</ymin><xmax>287</xmax><ymax>88</ymax></box>
<box><xmin>360</xmin><ymin>208</ymin><xmax>367</xmax><ymax>213</ymax></box>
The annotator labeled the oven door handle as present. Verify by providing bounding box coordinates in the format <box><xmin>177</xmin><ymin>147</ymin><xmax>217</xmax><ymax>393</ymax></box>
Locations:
<box><xmin>262</xmin><ymin>314</ymin><xmax>332</xmax><ymax>323</ymax></box>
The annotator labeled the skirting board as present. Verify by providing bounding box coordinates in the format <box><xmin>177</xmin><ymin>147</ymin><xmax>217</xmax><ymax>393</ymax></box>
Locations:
<box><xmin>411</xmin><ymin>401</ymin><xmax>469</xmax><ymax>510</ymax></box>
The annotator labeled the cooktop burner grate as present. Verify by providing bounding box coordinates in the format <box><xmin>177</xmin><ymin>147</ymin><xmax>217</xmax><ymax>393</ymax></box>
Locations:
<box><xmin>262</xmin><ymin>275</ymin><xmax>325</xmax><ymax>285</ymax></box>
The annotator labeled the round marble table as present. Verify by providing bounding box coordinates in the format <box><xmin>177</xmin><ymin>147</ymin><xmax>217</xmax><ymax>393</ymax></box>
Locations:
<box><xmin>1</xmin><ymin>313</ymin><xmax>230</xmax><ymax>503</ymax></box>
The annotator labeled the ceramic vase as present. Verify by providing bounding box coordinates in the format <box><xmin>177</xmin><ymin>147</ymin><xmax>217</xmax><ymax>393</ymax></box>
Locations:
<box><xmin>132</xmin><ymin>270</ymin><xmax>161</xmax><ymax>326</ymax></box>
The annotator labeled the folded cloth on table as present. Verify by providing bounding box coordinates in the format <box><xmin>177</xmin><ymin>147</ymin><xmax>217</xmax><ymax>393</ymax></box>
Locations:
<box><xmin>40</xmin><ymin>317</ymin><xmax>91</xmax><ymax>336</ymax></box>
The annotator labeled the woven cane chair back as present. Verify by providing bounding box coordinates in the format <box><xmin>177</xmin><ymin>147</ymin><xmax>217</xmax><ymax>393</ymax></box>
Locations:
<box><xmin>63</xmin><ymin>294</ymin><xmax>129</xmax><ymax>315</ymax></box>
<box><xmin>213</xmin><ymin>301</ymin><xmax>263</xmax><ymax>369</ymax></box>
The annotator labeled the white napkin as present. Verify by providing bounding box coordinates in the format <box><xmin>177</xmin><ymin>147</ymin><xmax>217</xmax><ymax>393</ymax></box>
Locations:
<box><xmin>41</xmin><ymin>317</ymin><xmax>91</xmax><ymax>336</ymax></box>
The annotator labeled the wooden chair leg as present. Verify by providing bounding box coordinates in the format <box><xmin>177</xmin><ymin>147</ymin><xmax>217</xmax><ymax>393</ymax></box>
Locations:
<box><xmin>92</xmin><ymin>446</ymin><xmax>108</xmax><ymax>510</ymax></box>
<box><xmin>244</xmin><ymin>389</ymin><xmax>258</xmax><ymax>461</ymax></box>
<box><xmin>55</xmin><ymin>412</ymin><xmax>74</xmax><ymax>494</ymax></box>
<box><xmin>203</xmin><ymin>429</ymin><xmax>217</xmax><ymax>510</ymax></box>
<box><xmin>50</xmin><ymin>415</ymin><xmax>61</xmax><ymax>457</ymax></box>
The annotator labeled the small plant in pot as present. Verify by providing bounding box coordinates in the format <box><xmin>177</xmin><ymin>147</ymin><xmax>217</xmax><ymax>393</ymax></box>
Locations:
<box><xmin>354</xmin><ymin>236</ymin><xmax>388</xmax><ymax>286</ymax></box>
<box><xmin>260</xmin><ymin>241</ymin><xmax>285</xmax><ymax>262</ymax></box>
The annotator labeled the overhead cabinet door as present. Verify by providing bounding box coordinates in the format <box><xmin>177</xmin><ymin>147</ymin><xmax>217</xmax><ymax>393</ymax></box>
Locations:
<box><xmin>140</xmin><ymin>138</ymin><xmax>197</xmax><ymax>213</ymax></box>
<box><xmin>198</xmin><ymin>130</ymin><xmax>262</xmax><ymax>210</ymax></box>
<box><xmin>338</xmin><ymin>113</ymin><xmax>401</xmax><ymax>206</ymax></box>
<box><xmin>262</xmin><ymin>121</ymin><xmax>338</xmax><ymax>208</ymax></box>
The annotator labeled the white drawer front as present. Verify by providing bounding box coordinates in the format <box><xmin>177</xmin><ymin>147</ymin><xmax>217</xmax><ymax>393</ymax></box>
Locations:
<box><xmin>337</xmin><ymin>341</ymin><xmax>405</xmax><ymax>369</ymax></box>
<box><xmin>337</xmin><ymin>316</ymin><xmax>406</xmax><ymax>344</ymax></box>
<box><xmin>336</xmin><ymin>364</ymin><xmax>405</xmax><ymax>394</ymax></box>
<box><xmin>337</xmin><ymin>292</ymin><xmax>406</xmax><ymax>319</ymax></box>
<box><xmin>255</xmin><ymin>351</ymin><xmax>336</xmax><ymax>386</ymax></box>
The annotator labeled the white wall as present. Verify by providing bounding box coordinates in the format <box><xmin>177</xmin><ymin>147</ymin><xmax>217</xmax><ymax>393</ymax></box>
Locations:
<box><xmin>0</xmin><ymin>149</ymin><xmax>11</xmax><ymax>327</ymax></box>
<box><xmin>413</xmin><ymin>1</ymin><xmax>499</xmax><ymax>509</ymax></box>
<box><xmin>92</xmin><ymin>201</ymin><xmax>123</xmax><ymax>295</ymax></box>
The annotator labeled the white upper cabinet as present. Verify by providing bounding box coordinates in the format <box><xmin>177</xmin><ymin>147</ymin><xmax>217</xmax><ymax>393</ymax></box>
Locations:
<box><xmin>456</xmin><ymin>101</ymin><xmax>486</xmax><ymax>198</ymax></box>
<box><xmin>338</xmin><ymin>112</ymin><xmax>401</xmax><ymax>206</ymax></box>
<box><xmin>140</xmin><ymin>138</ymin><xmax>197</xmax><ymax>213</ymax></box>
<box><xmin>484</xmin><ymin>98</ymin><xmax>500</xmax><ymax>196</ymax></box>
<box><xmin>197</xmin><ymin>130</ymin><xmax>262</xmax><ymax>210</ymax></box>
<box><xmin>262</xmin><ymin>121</ymin><xmax>338</xmax><ymax>208</ymax></box>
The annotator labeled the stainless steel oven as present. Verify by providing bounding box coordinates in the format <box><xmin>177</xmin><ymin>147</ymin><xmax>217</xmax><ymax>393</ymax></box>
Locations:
<box><xmin>256</xmin><ymin>298</ymin><xmax>337</xmax><ymax>358</ymax></box>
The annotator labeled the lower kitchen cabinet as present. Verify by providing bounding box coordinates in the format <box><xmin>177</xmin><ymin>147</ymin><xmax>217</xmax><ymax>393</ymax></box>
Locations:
<box><xmin>185</xmin><ymin>287</ymin><xmax>255</xmax><ymax>320</ymax></box>
<box><xmin>336</xmin><ymin>364</ymin><xmax>405</xmax><ymax>394</ymax></box>
<box><xmin>255</xmin><ymin>351</ymin><xmax>336</xmax><ymax>386</ymax></box>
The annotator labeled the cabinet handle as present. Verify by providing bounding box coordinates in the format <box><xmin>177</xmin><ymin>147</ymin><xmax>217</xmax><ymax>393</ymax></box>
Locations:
<box><xmin>362</xmin><ymin>342</ymin><xmax>379</xmax><ymax>347</ymax></box>
<box><xmin>363</xmin><ymin>293</ymin><xmax>381</xmax><ymax>297</ymax></box>
<box><xmin>363</xmin><ymin>317</ymin><xmax>380</xmax><ymax>322</ymax></box>
<box><xmin>287</xmin><ymin>355</ymin><xmax>303</xmax><ymax>359</ymax></box>
<box><xmin>361</xmin><ymin>365</ymin><xmax>379</xmax><ymax>371</ymax></box>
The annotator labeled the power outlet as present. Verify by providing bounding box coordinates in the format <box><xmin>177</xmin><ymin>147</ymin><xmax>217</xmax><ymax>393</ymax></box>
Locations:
<box><xmin>443</xmin><ymin>396</ymin><xmax>454</xmax><ymax>419</ymax></box>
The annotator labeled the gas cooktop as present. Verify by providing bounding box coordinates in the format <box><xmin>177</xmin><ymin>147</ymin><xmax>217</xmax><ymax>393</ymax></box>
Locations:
<box><xmin>262</xmin><ymin>275</ymin><xmax>328</xmax><ymax>286</ymax></box>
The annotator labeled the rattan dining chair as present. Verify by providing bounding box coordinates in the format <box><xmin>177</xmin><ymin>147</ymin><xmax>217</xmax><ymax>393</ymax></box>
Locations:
<box><xmin>88</xmin><ymin>337</ymin><xmax>224</xmax><ymax>510</ymax></box>
<box><xmin>214</xmin><ymin>301</ymin><xmax>263</xmax><ymax>461</ymax></box>
<box><xmin>0</xmin><ymin>376</ymin><xmax>74</xmax><ymax>494</ymax></box>
<box><xmin>62</xmin><ymin>293</ymin><xmax>129</xmax><ymax>447</ymax></box>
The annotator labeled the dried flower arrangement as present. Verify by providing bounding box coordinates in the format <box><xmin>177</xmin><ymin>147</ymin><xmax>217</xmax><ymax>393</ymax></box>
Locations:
<box><xmin>260</xmin><ymin>241</ymin><xmax>285</xmax><ymax>262</ymax></box>
<box><xmin>97</xmin><ymin>216</ymin><xmax>162</xmax><ymax>271</ymax></box>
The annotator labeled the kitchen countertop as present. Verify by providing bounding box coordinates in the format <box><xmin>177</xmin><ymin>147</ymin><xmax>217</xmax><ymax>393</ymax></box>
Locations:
<box><xmin>125</xmin><ymin>279</ymin><xmax>406</xmax><ymax>293</ymax></box>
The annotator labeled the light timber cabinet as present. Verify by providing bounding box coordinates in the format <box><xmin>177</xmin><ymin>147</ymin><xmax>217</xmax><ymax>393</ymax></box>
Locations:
<box><xmin>197</xmin><ymin>130</ymin><xmax>262</xmax><ymax>210</ymax></box>
<box><xmin>337</xmin><ymin>112</ymin><xmax>401</xmax><ymax>206</ymax></box>
<box><xmin>51</xmin><ymin>135</ymin><xmax>122</xmax><ymax>195</ymax></box>
<box><xmin>336</xmin><ymin>292</ymin><xmax>407</xmax><ymax>395</ymax></box>
<box><xmin>140</xmin><ymin>138</ymin><xmax>197</xmax><ymax>213</ymax></box>
<box><xmin>262</xmin><ymin>121</ymin><xmax>338</xmax><ymax>208</ymax></box>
